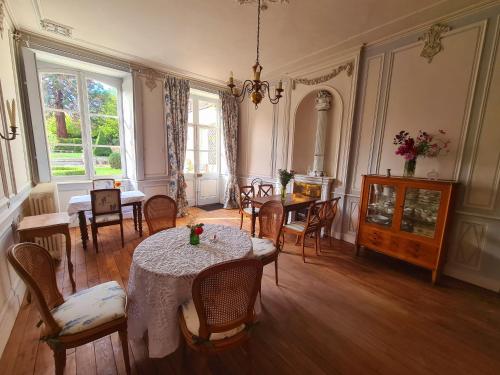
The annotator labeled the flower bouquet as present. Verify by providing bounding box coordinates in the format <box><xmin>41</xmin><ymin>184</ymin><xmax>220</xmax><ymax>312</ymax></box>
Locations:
<box><xmin>393</xmin><ymin>130</ymin><xmax>450</xmax><ymax>177</ymax></box>
<box><xmin>278</xmin><ymin>169</ymin><xmax>295</xmax><ymax>199</ymax></box>
<box><xmin>187</xmin><ymin>223</ymin><xmax>204</xmax><ymax>245</ymax></box>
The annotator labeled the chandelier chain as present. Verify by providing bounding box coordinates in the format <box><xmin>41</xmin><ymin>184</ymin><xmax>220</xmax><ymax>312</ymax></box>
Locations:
<box><xmin>256</xmin><ymin>0</ymin><xmax>261</xmax><ymax>64</ymax></box>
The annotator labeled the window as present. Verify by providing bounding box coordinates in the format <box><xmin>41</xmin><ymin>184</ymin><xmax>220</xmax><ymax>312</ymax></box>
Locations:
<box><xmin>40</xmin><ymin>70</ymin><xmax>124</xmax><ymax>179</ymax></box>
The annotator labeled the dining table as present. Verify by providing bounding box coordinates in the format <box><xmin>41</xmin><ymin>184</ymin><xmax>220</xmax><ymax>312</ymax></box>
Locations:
<box><xmin>250</xmin><ymin>193</ymin><xmax>319</xmax><ymax>236</ymax></box>
<box><xmin>127</xmin><ymin>224</ymin><xmax>253</xmax><ymax>358</ymax></box>
<box><xmin>67</xmin><ymin>190</ymin><xmax>145</xmax><ymax>250</ymax></box>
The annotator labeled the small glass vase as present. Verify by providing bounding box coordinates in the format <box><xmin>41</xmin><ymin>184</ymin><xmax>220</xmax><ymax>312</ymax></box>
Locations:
<box><xmin>189</xmin><ymin>231</ymin><xmax>200</xmax><ymax>245</ymax></box>
<box><xmin>280</xmin><ymin>184</ymin><xmax>287</xmax><ymax>200</ymax></box>
<box><xmin>404</xmin><ymin>158</ymin><xmax>417</xmax><ymax>177</ymax></box>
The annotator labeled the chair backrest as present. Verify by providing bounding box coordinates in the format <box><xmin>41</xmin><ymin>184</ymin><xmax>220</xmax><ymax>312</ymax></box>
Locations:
<box><xmin>238</xmin><ymin>185</ymin><xmax>255</xmax><ymax>211</ymax></box>
<box><xmin>258</xmin><ymin>200</ymin><xmax>284</xmax><ymax>248</ymax></box>
<box><xmin>7</xmin><ymin>243</ymin><xmax>63</xmax><ymax>336</ymax></box>
<box><xmin>258</xmin><ymin>184</ymin><xmax>274</xmax><ymax>197</ymax></box>
<box><xmin>144</xmin><ymin>195</ymin><xmax>177</xmax><ymax>234</ymax></box>
<box><xmin>91</xmin><ymin>189</ymin><xmax>122</xmax><ymax>217</ymax></box>
<box><xmin>323</xmin><ymin>197</ymin><xmax>341</xmax><ymax>224</ymax></box>
<box><xmin>250</xmin><ymin>178</ymin><xmax>263</xmax><ymax>191</ymax></box>
<box><xmin>192</xmin><ymin>259</ymin><xmax>263</xmax><ymax>340</ymax></box>
<box><xmin>93</xmin><ymin>178</ymin><xmax>115</xmax><ymax>190</ymax></box>
<box><xmin>305</xmin><ymin>201</ymin><xmax>325</xmax><ymax>232</ymax></box>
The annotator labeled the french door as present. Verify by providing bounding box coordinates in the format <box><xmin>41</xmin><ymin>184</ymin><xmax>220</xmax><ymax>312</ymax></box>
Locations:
<box><xmin>184</xmin><ymin>91</ymin><xmax>221</xmax><ymax>206</ymax></box>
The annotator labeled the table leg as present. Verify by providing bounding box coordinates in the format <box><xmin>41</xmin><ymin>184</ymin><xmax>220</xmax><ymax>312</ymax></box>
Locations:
<box><xmin>133</xmin><ymin>203</ymin><xmax>138</xmax><ymax>232</ymax></box>
<box><xmin>78</xmin><ymin>211</ymin><xmax>88</xmax><ymax>250</ymax></box>
<box><xmin>251</xmin><ymin>206</ymin><xmax>256</xmax><ymax>237</ymax></box>
<box><xmin>137</xmin><ymin>202</ymin><xmax>143</xmax><ymax>237</ymax></box>
<box><xmin>63</xmin><ymin>227</ymin><xmax>76</xmax><ymax>293</ymax></box>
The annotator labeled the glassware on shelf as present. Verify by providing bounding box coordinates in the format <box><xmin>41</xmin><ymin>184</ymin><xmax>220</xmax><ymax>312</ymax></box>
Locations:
<box><xmin>400</xmin><ymin>188</ymin><xmax>441</xmax><ymax>238</ymax></box>
<box><xmin>365</xmin><ymin>184</ymin><xmax>396</xmax><ymax>227</ymax></box>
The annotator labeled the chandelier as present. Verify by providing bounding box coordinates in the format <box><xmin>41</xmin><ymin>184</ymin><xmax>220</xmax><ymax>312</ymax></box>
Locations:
<box><xmin>228</xmin><ymin>0</ymin><xmax>285</xmax><ymax>109</ymax></box>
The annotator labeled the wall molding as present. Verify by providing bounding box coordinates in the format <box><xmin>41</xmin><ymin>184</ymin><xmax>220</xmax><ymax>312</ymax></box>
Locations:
<box><xmin>291</xmin><ymin>61</ymin><xmax>354</xmax><ymax>89</ymax></box>
<box><xmin>418</xmin><ymin>23</ymin><xmax>452</xmax><ymax>63</ymax></box>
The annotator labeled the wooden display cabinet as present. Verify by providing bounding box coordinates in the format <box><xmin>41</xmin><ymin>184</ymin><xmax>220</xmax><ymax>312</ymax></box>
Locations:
<box><xmin>356</xmin><ymin>175</ymin><xmax>457</xmax><ymax>284</ymax></box>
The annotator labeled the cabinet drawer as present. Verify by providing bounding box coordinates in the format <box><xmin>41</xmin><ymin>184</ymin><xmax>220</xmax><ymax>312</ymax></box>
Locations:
<box><xmin>400</xmin><ymin>238</ymin><xmax>438</xmax><ymax>268</ymax></box>
<box><xmin>359</xmin><ymin>227</ymin><xmax>391</xmax><ymax>250</ymax></box>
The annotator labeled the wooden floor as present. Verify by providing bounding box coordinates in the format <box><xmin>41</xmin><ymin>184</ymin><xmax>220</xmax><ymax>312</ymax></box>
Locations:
<box><xmin>1</xmin><ymin>207</ymin><xmax>500</xmax><ymax>375</ymax></box>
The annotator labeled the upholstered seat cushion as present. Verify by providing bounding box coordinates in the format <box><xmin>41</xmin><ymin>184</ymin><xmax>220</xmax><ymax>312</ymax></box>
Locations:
<box><xmin>243</xmin><ymin>207</ymin><xmax>259</xmax><ymax>215</ymax></box>
<box><xmin>93</xmin><ymin>213</ymin><xmax>121</xmax><ymax>223</ymax></box>
<box><xmin>181</xmin><ymin>299</ymin><xmax>245</xmax><ymax>341</ymax></box>
<box><xmin>251</xmin><ymin>237</ymin><xmax>276</xmax><ymax>258</ymax></box>
<box><xmin>283</xmin><ymin>221</ymin><xmax>306</xmax><ymax>232</ymax></box>
<box><xmin>51</xmin><ymin>281</ymin><xmax>126</xmax><ymax>336</ymax></box>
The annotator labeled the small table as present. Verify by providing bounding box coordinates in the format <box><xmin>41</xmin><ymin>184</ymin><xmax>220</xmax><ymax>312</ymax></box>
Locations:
<box><xmin>250</xmin><ymin>194</ymin><xmax>318</xmax><ymax>236</ymax></box>
<box><xmin>18</xmin><ymin>212</ymin><xmax>76</xmax><ymax>293</ymax></box>
<box><xmin>127</xmin><ymin>224</ymin><xmax>253</xmax><ymax>358</ymax></box>
<box><xmin>67</xmin><ymin>190</ymin><xmax>146</xmax><ymax>250</ymax></box>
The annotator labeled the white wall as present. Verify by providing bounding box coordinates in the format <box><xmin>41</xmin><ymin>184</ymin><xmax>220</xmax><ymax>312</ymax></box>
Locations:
<box><xmin>0</xmin><ymin>8</ymin><xmax>33</xmax><ymax>356</ymax></box>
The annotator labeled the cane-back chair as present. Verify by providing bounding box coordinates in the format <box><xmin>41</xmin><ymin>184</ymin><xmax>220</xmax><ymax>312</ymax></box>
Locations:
<box><xmin>92</xmin><ymin>178</ymin><xmax>116</xmax><ymax>190</ymax></box>
<box><xmin>178</xmin><ymin>259</ymin><xmax>263</xmax><ymax>370</ymax></box>
<box><xmin>238</xmin><ymin>185</ymin><xmax>258</xmax><ymax>230</ymax></box>
<box><xmin>251</xmin><ymin>201</ymin><xmax>284</xmax><ymax>285</ymax></box>
<box><xmin>321</xmin><ymin>197</ymin><xmax>341</xmax><ymax>247</ymax></box>
<box><xmin>90</xmin><ymin>188</ymin><xmax>124</xmax><ymax>252</ymax></box>
<box><xmin>144</xmin><ymin>195</ymin><xmax>177</xmax><ymax>235</ymax></box>
<box><xmin>282</xmin><ymin>201</ymin><xmax>326</xmax><ymax>262</ymax></box>
<box><xmin>7</xmin><ymin>243</ymin><xmax>130</xmax><ymax>375</ymax></box>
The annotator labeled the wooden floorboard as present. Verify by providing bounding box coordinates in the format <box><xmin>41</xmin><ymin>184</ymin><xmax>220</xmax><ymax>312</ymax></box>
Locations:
<box><xmin>1</xmin><ymin>207</ymin><xmax>500</xmax><ymax>374</ymax></box>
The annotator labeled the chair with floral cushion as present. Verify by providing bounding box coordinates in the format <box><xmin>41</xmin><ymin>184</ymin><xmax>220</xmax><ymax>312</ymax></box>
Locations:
<box><xmin>92</xmin><ymin>178</ymin><xmax>116</xmax><ymax>190</ymax></box>
<box><xmin>144</xmin><ymin>194</ymin><xmax>177</xmax><ymax>235</ymax></box>
<box><xmin>178</xmin><ymin>258</ymin><xmax>263</xmax><ymax>372</ymax></box>
<box><xmin>90</xmin><ymin>188</ymin><xmax>124</xmax><ymax>252</ymax></box>
<box><xmin>7</xmin><ymin>243</ymin><xmax>130</xmax><ymax>375</ymax></box>
<box><xmin>251</xmin><ymin>200</ymin><xmax>284</xmax><ymax>285</ymax></box>
<box><xmin>282</xmin><ymin>201</ymin><xmax>326</xmax><ymax>262</ymax></box>
<box><xmin>238</xmin><ymin>185</ymin><xmax>258</xmax><ymax>230</ymax></box>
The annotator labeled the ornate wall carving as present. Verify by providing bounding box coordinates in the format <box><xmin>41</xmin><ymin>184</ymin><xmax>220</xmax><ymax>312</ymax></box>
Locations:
<box><xmin>291</xmin><ymin>62</ymin><xmax>354</xmax><ymax>89</ymax></box>
<box><xmin>40</xmin><ymin>19</ymin><xmax>73</xmax><ymax>38</ymax></box>
<box><xmin>418</xmin><ymin>23</ymin><xmax>452</xmax><ymax>63</ymax></box>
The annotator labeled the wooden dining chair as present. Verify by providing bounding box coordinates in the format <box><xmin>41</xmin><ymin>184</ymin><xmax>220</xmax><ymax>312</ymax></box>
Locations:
<box><xmin>321</xmin><ymin>197</ymin><xmax>341</xmax><ymax>248</ymax></box>
<box><xmin>238</xmin><ymin>185</ymin><xmax>257</xmax><ymax>230</ymax></box>
<box><xmin>92</xmin><ymin>178</ymin><xmax>115</xmax><ymax>190</ymax></box>
<box><xmin>257</xmin><ymin>183</ymin><xmax>274</xmax><ymax>197</ymax></box>
<box><xmin>90</xmin><ymin>189</ymin><xmax>124</xmax><ymax>252</ymax></box>
<box><xmin>251</xmin><ymin>200</ymin><xmax>284</xmax><ymax>285</ymax></box>
<box><xmin>178</xmin><ymin>258</ymin><xmax>263</xmax><ymax>372</ymax></box>
<box><xmin>144</xmin><ymin>194</ymin><xmax>177</xmax><ymax>235</ymax></box>
<box><xmin>7</xmin><ymin>243</ymin><xmax>130</xmax><ymax>375</ymax></box>
<box><xmin>282</xmin><ymin>201</ymin><xmax>326</xmax><ymax>262</ymax></box>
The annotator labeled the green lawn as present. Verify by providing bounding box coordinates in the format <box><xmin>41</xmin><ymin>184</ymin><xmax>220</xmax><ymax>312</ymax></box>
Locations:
<box><xmin>51</xmin><ymin>165</ymin><xmax>122</xmax><ymax>177</ymax></box>
<box><xmin>50</xmin><ymin>152</ymin><xmax>83</xmax><ymax>159</ymax></box>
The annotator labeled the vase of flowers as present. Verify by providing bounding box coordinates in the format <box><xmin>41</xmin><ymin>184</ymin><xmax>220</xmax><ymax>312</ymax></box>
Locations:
<box><xmin>393</xmin><ymin>130</ymin><xmax>450</xmax><ymax>177</ymax></box>
<box><xmin>278</xmin><ymin>169</ymin><xmax>295</xmax><ymax>199</ymax></box>
<box><xmin>187</xmin><ymin>223</ymin><xmax>204</xmax><ymax>245</ymax></box>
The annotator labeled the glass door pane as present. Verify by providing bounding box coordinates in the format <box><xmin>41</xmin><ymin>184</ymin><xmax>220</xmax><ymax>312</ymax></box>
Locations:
<box><xmin>365</xmin><ymin>184</ymin><xmax>396</xmax><ymax>228</ymax></box>
<box><xmin>197</xmin><ymin>126</ymin><xmax>217</xmax><ymax>173</ymax></box>
<box><xmin>400</xmin><ymin>188</ymin><xmax>441</xmax><ymax>238</ymax></box>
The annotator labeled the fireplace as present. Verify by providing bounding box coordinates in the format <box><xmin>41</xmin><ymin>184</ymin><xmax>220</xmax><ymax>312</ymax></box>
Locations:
<box><xmin>292</xmin><ymin>174</ymin><xmax>334</xmax><ymax>201</ymax></box>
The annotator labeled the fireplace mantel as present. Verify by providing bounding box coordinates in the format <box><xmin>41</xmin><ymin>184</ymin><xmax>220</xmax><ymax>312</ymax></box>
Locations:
<box><xmin>293</xmin><ymin>174</ymin><xmax>335</xmax><ymax>201</ymax></box>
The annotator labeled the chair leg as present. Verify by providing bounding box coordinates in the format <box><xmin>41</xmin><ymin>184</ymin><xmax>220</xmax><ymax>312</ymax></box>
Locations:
<box><xmin>120</xmin><ymin>221</ymin><xmax>125</xmax><ymax>248</ymax></box>
<box><xmin>274</xmin><ymin>258</ymin><xmax>279</xmax><ymax>285</ymax></box>
<box><xmin>91</xmin><ymin>224</ymin><xmax>99</xmax><ymax>253</ymax></box>
<box><xmin>301</xmin><ymin>234</ymin><xmax>306</xmax><ymax>263</ymax></box>
<box><xmin>316</xmin><ymin>231</ymin><xmax>321</xmax><ymax>256</ymax></box>
<box><xmin>240</xmin><ymin>213</ymin><xmax>244</xmax><ymax>230</ymax></box>
<box><xmin>295</xmin><ymin>234</ymin><xmax>300</xmax><ymax>245</ymax></box>
<box><xmin>53</xmin><ymin>348</ymin><xmax>66</xmax><ymax>375</ymax></box>
<box><xmin>119</xmin><ymin>328</ymin><xmax>131</xmax><ymax>375</ymax></box>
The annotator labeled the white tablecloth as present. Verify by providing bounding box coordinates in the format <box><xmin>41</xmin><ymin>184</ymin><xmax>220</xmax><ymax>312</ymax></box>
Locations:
<box><xmin>127</xmin><ymin>224</ymin><xmax>253</xmax><ymax>358</ymax></box>
<box><xmin>67</xmin><ymin>190</ymin><xmax>145</xmax><ymax>215</ymax></box>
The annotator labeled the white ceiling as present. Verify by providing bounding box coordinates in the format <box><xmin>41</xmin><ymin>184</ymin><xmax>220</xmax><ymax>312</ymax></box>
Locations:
<box><xmin>7</xmin><ymin>0</ymin><xmax>492</xmax><ymax>84</ymax></box>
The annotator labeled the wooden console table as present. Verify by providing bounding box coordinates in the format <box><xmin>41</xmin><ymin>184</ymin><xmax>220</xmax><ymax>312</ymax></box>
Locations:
<box><xmin>18</xmin><ymin>212</ymin><xmax>76</xmax><ymax>293</ymax></box>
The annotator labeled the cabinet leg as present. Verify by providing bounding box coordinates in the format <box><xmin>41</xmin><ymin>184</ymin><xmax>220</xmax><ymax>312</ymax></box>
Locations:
<box><xmin>432</xmin><ymin>270</ymin><xmax>440</xmax><ymax>285</ymax></box>
<box><xmin>355</xmin><ymin>244</ymin><xmax>360</xmax><ymax>256</ymax></box>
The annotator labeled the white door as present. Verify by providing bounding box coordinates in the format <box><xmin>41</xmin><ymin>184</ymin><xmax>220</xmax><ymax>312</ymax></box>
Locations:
<box><xmin>184</xmin><ymin>90</ymin><xmax>221</xmax><ymax>206</ymax></box>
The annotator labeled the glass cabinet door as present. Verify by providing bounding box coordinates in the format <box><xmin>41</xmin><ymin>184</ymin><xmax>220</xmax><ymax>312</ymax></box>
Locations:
<box><xmin>400</xmin><ymin>188</ymin><xmax>441</xmax><ymax>238</ymax></box>
<box><xmin>365</xmin><ymin>184</ymin><xmax>397</xmax><ymax>228</ymax></box>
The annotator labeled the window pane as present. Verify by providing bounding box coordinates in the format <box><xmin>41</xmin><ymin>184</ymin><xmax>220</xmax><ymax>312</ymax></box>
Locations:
<box><xmin>184</xmin><ymin>150</ymin><xmax>195</xmax><ymax>173</ymax></box>
<box><xmin>41</xmin><ymin>73</ymin><xmax>79</xmax><ymax>112</ymax></box>
<box><xmin>90</xmin><ymin>116</ymin><xmax>120</xmax><ymax>146</ymax></box>
<box><xmin>198</xmin><ymin>151</ymin><xmax>217</xmax><ymax>173</ymax></box>
<box><xmin>187</xmin><ymin>125</ymin><xmax>194</xmax><ymax>150</ymax></box>
<box><xmin>87</xmin><ymin>79</ymin><xmax>118</xmax><ymax>115</ymax></box>
<box><xmin>93</xmin><ymin>146</ymin><xmax>122</xmax><ymax>176</ymax></box>
<box><xmin>45</xmin><ymin>111</ymin><xmax>85</xmax><ymax>176</ymax></box>
<box><xmin>188</xmin><ymin>98</ymin><xmax>193</xmax><ymax>124</ymax></box>
<box><xmin>198</xmin><ymin>100</ymin><xmax>217</xmax><ymax>125</ymax></box>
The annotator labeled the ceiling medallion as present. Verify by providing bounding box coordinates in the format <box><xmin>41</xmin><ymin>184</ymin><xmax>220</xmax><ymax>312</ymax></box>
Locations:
<box><xmin>40</xmin><ymin>19</ymin><xmax>73</xmax><ymax>38</ymax></box>
<box><xmin>418</xmin><ymin>23</ymin><xmax>451</xmax><ymax>63</ymax></box>
<box><xmin>228</xmin><ymin>0</ymin><xmax>286</xmax><ymax>109</ymax></box>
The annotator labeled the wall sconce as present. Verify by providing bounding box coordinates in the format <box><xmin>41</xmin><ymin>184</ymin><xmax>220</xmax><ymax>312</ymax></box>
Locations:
<box><xmin>2</xmin><ymin>99</ymin><xmax>19</xmax><ymax>141</ymax></box>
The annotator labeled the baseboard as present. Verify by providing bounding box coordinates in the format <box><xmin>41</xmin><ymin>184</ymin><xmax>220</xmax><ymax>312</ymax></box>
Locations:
<box><xmin>444</xmin><ymin>265</ymin><xmax>500</xmax><ymax>292</ymax></box>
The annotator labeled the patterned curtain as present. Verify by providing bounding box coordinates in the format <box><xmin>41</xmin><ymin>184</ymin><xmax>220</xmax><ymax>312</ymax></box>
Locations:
<box><xmin>165</xmin><ymin>76</ymin><xmax>190</xmax><ymax>216</ymax></box>
<box><xmin>219</xmin><ymin>91</ymin><xmax>239</xmax><ymax>209</ymax></box>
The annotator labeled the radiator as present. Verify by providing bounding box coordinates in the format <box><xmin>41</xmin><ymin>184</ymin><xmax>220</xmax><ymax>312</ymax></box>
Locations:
<box><xmin>28</xmin><ymin>183</ymin><xmax>63</xmax><ymax>260</ymax></box>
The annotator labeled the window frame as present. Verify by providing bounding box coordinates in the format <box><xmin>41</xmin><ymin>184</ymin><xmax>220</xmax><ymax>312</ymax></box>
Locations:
<box><xmin>38</xmin><ymin>65</ymin><xmax>126</xmax><ymax>181</ymax></box>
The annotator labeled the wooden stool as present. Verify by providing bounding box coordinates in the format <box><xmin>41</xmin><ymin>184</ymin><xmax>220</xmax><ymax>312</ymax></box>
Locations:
<box><xmin>18</xmin><ymin>213</ymin><xmax>76</xmax><ymax>293</ymax></box>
